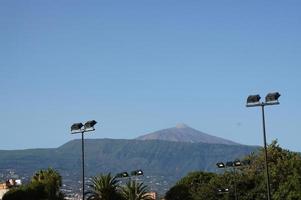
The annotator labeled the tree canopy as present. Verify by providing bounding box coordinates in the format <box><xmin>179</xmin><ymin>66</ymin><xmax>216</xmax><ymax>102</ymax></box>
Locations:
<box><xmin>165</xmin><ymin>141</ymin><xmax>301</xmax><ymax>200</ymax></box>
<box><xmin>120</xmin><ymin>180</ymin><xmax>152</xmax><ymax>200</ymax></box>
<box><xmin>85</xmin><ymin>173</ymin><xmax>123</xmax><ymax>200</ymax></box>
<box><xmin>3</xmin><ymin>168</ymin><xmax>64</xmax><ymax>200</ymax></box>
<box><xmin>85</xmin><ymin>173</ymin><xmax>152</xmax><ymax>200</ymax></box>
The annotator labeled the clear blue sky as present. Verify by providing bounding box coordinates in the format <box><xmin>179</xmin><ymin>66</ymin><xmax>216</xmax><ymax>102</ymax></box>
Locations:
<box><xmin>1</xmin><ymin>0</ymin><xmax>300</xmax><ymax>151</ymax></box>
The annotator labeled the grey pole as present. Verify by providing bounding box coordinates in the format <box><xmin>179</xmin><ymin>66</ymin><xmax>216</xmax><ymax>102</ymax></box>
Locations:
<box><xmin>71</xmin><ymin>120</ymin><xmax>97</xmax><ymax>200</ymax></box>
<box><xmin>261</xmin><ymin>105</ymin><xmax>272</xmax><ymax>200</ymax></box>
<box><xmin>233</xmin><ymin>167</ymin><xmax>238</xmax><ymax>200</ymax></box>
<box><xmin>82</xmin><ymin>132</ymin><xmax>85</xmax><ymax>200</ymax></box>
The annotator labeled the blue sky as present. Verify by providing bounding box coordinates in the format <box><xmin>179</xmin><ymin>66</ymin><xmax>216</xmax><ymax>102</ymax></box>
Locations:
<box><xmin>0</xmin><ymin>0</ymin><xmax>300</xmax><ymax>151</ymax></box>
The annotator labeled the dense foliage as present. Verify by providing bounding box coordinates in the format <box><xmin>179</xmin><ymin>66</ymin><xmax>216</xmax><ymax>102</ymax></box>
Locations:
<box><xmin>86</xmin><ymin>174</ymin><xmax>152</xmax><ymax>200</ymax></box>
<box><xmin>120</xmin><ymin>180</ymin><xmax>152</xmax><ymax>200</ymax></box>
<box><xmin>3</xmin><ymin>168</ymin><xmax>64</xmax><ymax>200</ymax></box>
<box><xmin>85</xmin><ymin>173</ymin><xmax>123</xmax><ymax>200</ymax></box>
<box><xmin>165</xmin><ymin>141</ymin><xmax>301</xmax><ymax>200</ymax></box>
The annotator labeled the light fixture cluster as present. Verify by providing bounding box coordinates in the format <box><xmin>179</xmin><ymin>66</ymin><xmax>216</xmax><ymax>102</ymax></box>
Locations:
<box><xmin>216</xmin><ymin>159</ymin><xmax>250</xmax><ymax>169</ymax></box>
<box><xmin>115</xmin><ymin>169</ymin><xmax>144</xmax><ymax>179</ymax></box>
<box><xmin>217</xmin><ymin>188</ymin><xmax>229</xmax><ymax>194</ymax></box>
<box><xmin>71</xmin><ymin>120</ymin><xmax>97</xmax><ymax>134</ymax></box>
<box><xmin>246</xmin><ymin>92</ymin><xmax>281</xmax><ymax>107</ymax></box>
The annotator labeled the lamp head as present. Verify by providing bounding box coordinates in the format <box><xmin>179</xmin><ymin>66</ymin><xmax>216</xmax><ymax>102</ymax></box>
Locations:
<box><xmin>71</xmin><ymin>123</ymin><xmax>84</xmax><ymax>133</ymax></box>
<box><xmin>233</xmin><ymin>159</ymin><xmax>242</xmax><ymax>167</ymax></box>
<box><xmin>216</xmin><ymin>162</ymin><xmax>225</xmax><ymax>168</ymax></box>
<box><xmin>246</xmin><ymin>94</ymin><xmax>261</xmax><ymax>107</ymax></box>
<box><xmin>265</xmin><ymin>92</ymin><xmax>281</xmax><ymax>105</ymax></box>
<box><xmin>122</xmin><ymin>172</ymin><xmax>129</xmax><ymax>177</ymax></box>
<box><xmin>131</xmin><ymin>169</ymin><xmax>143</xmax><ymax>176</ymax></box>
<box><xmin>84</xmin><ymin>120</ymin><xmax>97</xmax><ymax>130</ymax></box>
<box><xmin>116</xmin><ymin>172</ymin><xmax>129</xmax><ymax>178</ymax></box>
<box><xmin>136</xmin><ymin>169</ymin><xmax>143</xmax><ymax>176</ymax></box>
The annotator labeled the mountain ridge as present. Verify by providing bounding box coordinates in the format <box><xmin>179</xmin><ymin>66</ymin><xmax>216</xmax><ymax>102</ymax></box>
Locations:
<box><xmin>0</xmin><ymin>124</ymin><xmax>258</xmax><ymax>195</ymax></box>
<box><xmin>0</xmin><ymin>138</ymin><xmax>258</xmax><ymax>195</ymax></box>
<box><xmin>136</xmin><ymin>123</ymin><xmax>240</xmax><ymax>145</ymax></box>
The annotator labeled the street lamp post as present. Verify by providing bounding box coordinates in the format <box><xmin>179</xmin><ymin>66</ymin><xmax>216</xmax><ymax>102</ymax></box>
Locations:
<box><xmin>116</xmin><ymin>169</ymin><xmax>143</xmax><ymax>199</ymax></box>
<box><xmin>216</xmin><ymin>159</ymin><xmax>245</xmax><ymax>200</ymax></box>
<box><xmin>246</xmin><ymin>92</ymin><xmax>281</xmax><ymax>200</ymax></box>
<box><xmin>131</xmin><ymin>169</ymin><xmax>144</xmax><ymax>200</ymax></box>
<box><xmin>71</xmin><ymin>120</ymin><xmax>97</xmax><ymax>200</ymax></box>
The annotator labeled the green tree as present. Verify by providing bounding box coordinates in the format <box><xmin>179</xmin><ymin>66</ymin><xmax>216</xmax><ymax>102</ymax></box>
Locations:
<box><xmin>179</xmin><ymin>171</ymin><xmax>219</xmax><ymax>200</ymax></box>
<box><xmin>85</xmin><ymin>173</ymin><xmax>122</xmax><ymax>200</ymax></box>
<box><xmin>267</xmin><ymin>141</ymin><xmax>301</xmax><ymax>200</ymax></box>
<box><xmin>120</xmin><ymin>180</ymin><xmax>152</xmax><ymax>200</ymax></box>
<box><xmin>165</xmin><ymin>184</ymin><xmax>193</xmax><ymax>200</ymax></box>
<box><xmin>31</xmin><ymin>168</ymin><xmax>64</xmax><ymax>199</ymax></box>
<box><xmin>165</xmin><ymin>171</ymin><xmax>219</xmax><ymax>200</ymax></box>
<box><xmin>3</xmin><ymin>168</ymin><xmax>64</xmax><ymax>200</ymax></box>
<box><xmin>165</xmin><ymin>141</ymin><xmax>301</xmax><ymax>200</ymax></box>
<box><xmin>237</xmin><ymin>141</ymin><xmax>301</xmax><ymax>200</ymax></box>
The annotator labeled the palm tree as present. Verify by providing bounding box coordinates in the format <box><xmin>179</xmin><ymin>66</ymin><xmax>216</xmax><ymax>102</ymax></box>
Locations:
<box><xmin>31</xmin><ymin>168</ymin><xmax>64</xmax><ymax>200</ymax></box>
<box><xmin>32</xmin><ymin>168</ymin><xmax>62</xmax><ymax>185</ymax></box>
<box><xmin>85</xmin><ymin>173</ymin><xmax>122</xmax><ymax>200</ymax></box>
<box><xmin>120</xmin><ymin>180</ymin><xmax>152</xmax><ymax>200</ymax></box>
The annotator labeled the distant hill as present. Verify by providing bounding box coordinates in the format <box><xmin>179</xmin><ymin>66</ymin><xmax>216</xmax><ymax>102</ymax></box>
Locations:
<box><xmin>136</xmin><ymin>123</ymin><xmax>239</xmax><ymax>145</ymax></box>
<box><xmin>0</xmin><ymin>139</ymin><xmax>257</xmax><ymax>194</ymax></box>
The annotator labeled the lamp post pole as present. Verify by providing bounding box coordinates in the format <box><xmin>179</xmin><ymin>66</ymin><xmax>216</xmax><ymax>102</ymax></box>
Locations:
<box><xmin>217</xmin><ymin>161</ymin><xmax>242</xmax><ymax>200</ymax></box>
<box><xmin>115</xmin><ymin>169</ymin><xmax>143</xmax><ymax>199</ymax></box>
<box><xmin>261</xmin><ymin>104</ymin><xmax>271</xmax><ymax>200</ymax></box>
<box><xmin>81</xmin><ymin>131</ymin><xmax>85</xmax><ymax>200</ymax></box>
<box><xmin>71</xmin><ymin>120</ymin><xmax>97</xmax><ymax>200</ymax></box>
<box><xmin>246</xmin><ymin>92</ymin><xmax>280</xmax><ymax>200</ymax></box>
<box><xmin>233</xmin><ymin>167</ymin><xmax>238</xmax><ymax>200</ymax></box>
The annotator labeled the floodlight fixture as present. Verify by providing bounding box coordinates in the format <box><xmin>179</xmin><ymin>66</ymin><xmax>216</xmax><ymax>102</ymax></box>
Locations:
<box><xmin>233</xmin><ymin>160</ymin><xmax>242</xmax><ymax>167</ymax></box>
<box><xmin>116</xmin><ymin>172</ymin><xmax>129</xmax><ymax>178</ymax></box>
<box><xmin>71</xmin><ymin>123</ymin><xmax>84</xmax><ymax>132</ymax></box>
<box><xmin>216</xmin><ymin>162</ymin><xmax>225</xmax><ymax>168</ymax></box>
<box><xmin>131</xmin><ymin>169</ymin><xmax>144</xmax><ymax>176</ymax></box>
<box><xmin>247</xmin><ymin>92</ymin><xmax>281</xmax><ymax>107</ymax></box>
<box><xmin>246</xmin><ymin>94</ymin><xmax>261</xmax><ymax>107</ymax></box>
<box><xmin>122</xmin><ymin>172</ymin><xmax>129</xmax><ymax>177</ymax></box>
<box><xmin>84</xmin><ymin>120</ymin><xmax>97</xmax><ymax>130</ymax></box>
<box><xmin>136</xmin><ymin>169</ymin><xmax>143</xmax><ymax>176</ymax></box>
<box><xmin>71</xmin><ymin>120</ymin><xmax>97</xmax><ymax>134</ymax></box>
<box><xmin>217</xmin><ymin>188</ymin><xmax>229</xmax><ymax>194</ymax></box>
<box><xmin>265</xmin><ymin>92</ymin><xmax>281</xmax><ymax>105</ymax></box>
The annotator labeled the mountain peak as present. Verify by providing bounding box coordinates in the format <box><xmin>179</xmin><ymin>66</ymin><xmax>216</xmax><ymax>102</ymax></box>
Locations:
<box><xmin>175</xmin><ymin>123</ymin><xmax>189</xmax><ymax>129</ymax></box>
<box><xmin>136</xmin><ymin>124</ymin><xmax>240</xmax><ymax>145</ymax></box>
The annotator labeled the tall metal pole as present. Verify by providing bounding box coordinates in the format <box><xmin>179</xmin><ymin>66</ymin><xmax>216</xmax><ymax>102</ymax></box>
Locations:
<box><xmin>81</xmin><ymin>132</ymin><xmax>85</xmax><ymax>200</ymax></box>
<box><xmin>261</xmin><ymin>105</ymin><xmax>271</xmax><ymax>200</ymax></box>
<box><xmin>233</xmin><ymin>167</ymin><xmax>238</xmax><ymax>200</ymax></box>
<box><xmin>71</xmin><ymin>120</ymin><xmax>97</xmax><ymax>200</ymax></box>
<box><xmin>135</xmin><ymin>178</ymin><xmax>137</xmax><ymax>200</ymax></box>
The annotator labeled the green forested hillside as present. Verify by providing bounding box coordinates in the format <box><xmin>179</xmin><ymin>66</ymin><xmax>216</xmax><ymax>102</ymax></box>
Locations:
<box><xmin>56</xmin><ymin>139</ymin><xmax>257</xmax><ymax>176</ymax></box>
<box><xmin>0</xmin><ymin>139</ymin><xmax>258</xmax><ymax>192</ymax></box>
